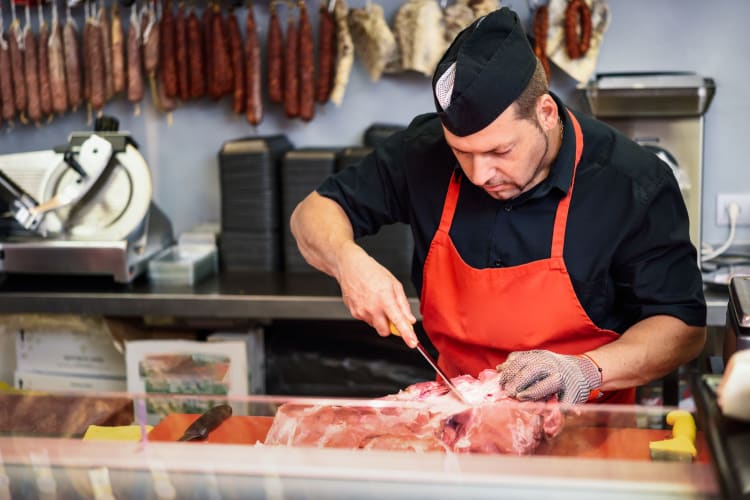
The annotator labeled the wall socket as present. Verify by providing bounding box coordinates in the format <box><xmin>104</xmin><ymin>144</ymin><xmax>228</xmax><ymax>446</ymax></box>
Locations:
<box><xmin>716</xmin><ymin>193</ymin><xmax>750</xmax><ymax>226</ymax></box>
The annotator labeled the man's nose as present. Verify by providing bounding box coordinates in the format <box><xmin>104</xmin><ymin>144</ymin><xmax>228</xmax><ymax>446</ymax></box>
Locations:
<box><xmin>468</xmin><ymin>153</ymin><xmax>496</xmax><ymax>186</ymax></box>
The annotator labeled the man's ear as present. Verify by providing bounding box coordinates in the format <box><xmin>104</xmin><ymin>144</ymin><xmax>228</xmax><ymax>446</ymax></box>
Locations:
<box><xmin>537</xmin><ymin>94</ymin><xmax>559</xmax><ymax>131</ymax></box>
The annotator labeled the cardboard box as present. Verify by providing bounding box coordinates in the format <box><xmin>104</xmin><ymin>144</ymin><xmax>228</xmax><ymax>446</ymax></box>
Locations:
<box><xmin>11</xmin><ymin>315</ymin><xmax>126</xmax><ymax>377</ymax></box>
<box><xmin>14</xmin><ymin>370</ymin><xmax>127</xmax><ymax>393</ymax></box>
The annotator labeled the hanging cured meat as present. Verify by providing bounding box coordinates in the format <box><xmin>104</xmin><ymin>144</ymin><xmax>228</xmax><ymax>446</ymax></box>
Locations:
<box><xmin>175</xmin><ymin>1</ymin><xmax>189</xmax><ymax>101</ymax></box>
<box><xmin>111</xmin><ymin>2</ymin><xmax>124</xmax><ymax>95</ymax></box>
<box><xmin>227</xmin><ymin>7</ymin><xmax>245</xmax><ymax>113</ymax></box>
<box><xmin>392</xmin><ymin>0</ymin><xmax>446</xmax><ymax>77</ymax></box>
<box><xmin>98</xmin><ymin>2</ymin><xmax>113</xmax><ymax>101</ymax></box>
<box><xmin>328</xmin><ymin>0</ymin><xmax>352</xmax><ymax>106</ymax></box>
<box><xmin>0</xmin><ymin>6</ymin><xmax>15</xmax><ymax>124</ymax></box>
<box><xmin>283</xmin><ymin>4</ymin><xmax>298</xmax><ymax>118</ymax></box>
<box><xmin>47</xmin><ymin>0</ymin><xmax>68</xmax><ymax>115</ymax></box>
<box><xmin>244</xmin><ymin>2</ymin><xmax>262</xmax><ymax>125</ymax></box>
<box><xmin>142</xmin><ymin>2</ymin><xmax>160</xmax><ymax>107</ymax></box>
<box><xmin>443</xmin><ymin>1</ymin><xmax>474</xmax><ymax>45</ymax></box>
<box><xmin>126</xmin><ymin>4</ymin><xmax>144</xmax><ymax>113</ymax></box>
<box><xmin>209</xmin><ymin>3</ymin><xmax>232</xmax><ymax>100</ymax></box>
<box><xmin>85</xmin><ymin>4</ymin><xmax>105</xmax><ymax>115</ymax></box>
<box><xmin>37</xmin><ymin>2</ymin><xmax>53</xmax><ymax>120</ymax></box>
<box><xmin>186</xmin><ymin>5</ymin><xmax>204</xmax><ymax>98</ymax></box>
<box><xmin>23</xmin><ymin>4</ymin><xmax>42</xmax><ymax>124</ymax></box>
<box><xmin>347</xmin><ymin>3</ymin><xmax>398</xmax><ymax>82</ymax></box>
<box><xmin>297</xmin><ymin>0</ymin><xmax>314</xmax><ymax>121</ymax></box>
<box><xmin>160</xmin><ymin>0</ymin><xmax>178</xmax><ymax>98</ymax></box>
<box><xmin>202</xmin><ymin>2</ymin><xmax>213</xmax><ymax>98</ymax></box>
<box><xmin>315</xmin><ymin>1</ymin><xmax>335</xmax><ymax>104</ymax></box>
<box><xmin>8</xmin><ymin>4</ymin><xmax>27</xmax><ymax>122</ymax></box>
<box><xmin>266</xmin><ymin>1</ymin><xmax>283</xmax><ymax>104</ymax></box>
<box><xmin>63</xmin><ymin>5</ymin><xmax>82</xmax><ymax>111</ymax></box>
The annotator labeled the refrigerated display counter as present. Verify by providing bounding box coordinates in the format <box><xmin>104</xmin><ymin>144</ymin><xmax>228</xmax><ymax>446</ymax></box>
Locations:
<box><xmin>0</xmin><ymin>391</ymin><xmax>720</xmax><ymax>499</ymax></box>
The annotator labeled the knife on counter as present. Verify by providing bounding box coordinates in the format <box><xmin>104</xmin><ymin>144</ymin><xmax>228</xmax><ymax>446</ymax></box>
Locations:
<box><xmin>389</xmin><ymin>323</ymin><xmax>472</xmax><ymax>405</ymax></box>
<box><xmin>178</xmin><ymin>404</ymin><xmax>233</xmax><ymax>442</ymax></box>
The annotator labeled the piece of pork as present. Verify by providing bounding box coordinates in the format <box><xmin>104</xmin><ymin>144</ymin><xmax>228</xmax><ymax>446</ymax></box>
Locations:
<box><xmin>265</xmin><ymin>369</ymin><xmax>564</xmax><ymax>455</ymax></box>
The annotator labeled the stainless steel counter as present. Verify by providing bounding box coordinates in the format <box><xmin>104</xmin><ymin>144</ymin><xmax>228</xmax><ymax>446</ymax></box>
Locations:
<box><xmin>0</xmin><ymin>272</ymin><xmax>729</xmax><ymax>326</ymax></box>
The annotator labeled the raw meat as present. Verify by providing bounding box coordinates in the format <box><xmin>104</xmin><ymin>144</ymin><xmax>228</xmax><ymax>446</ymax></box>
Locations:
<box><xmin>264</xmin><ymin>369</ymin><xmax>564</xmax><ymax>455</ymax></box>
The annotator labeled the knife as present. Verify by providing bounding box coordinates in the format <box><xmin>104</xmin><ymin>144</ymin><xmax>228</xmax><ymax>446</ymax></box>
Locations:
<box><xmin>389</xmin><ymin>323</ymin><xmax>472</xmax><ymax>405</ymax></box>
<box><xmin>177</xmin><ymin>404</ymin><xmax>233</xmax><ymax>442</ymax></box>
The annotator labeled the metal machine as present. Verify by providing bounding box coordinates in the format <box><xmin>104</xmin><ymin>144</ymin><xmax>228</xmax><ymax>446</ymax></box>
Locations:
<box><xmin>581</xmin><ymin>72</ymin><xmax>716</xmax><ymax>251</ymax></box>
<box><xmin>0</xmin><ymin>125</ymin><xmax>173</xmax><ymax>283</ymax></box>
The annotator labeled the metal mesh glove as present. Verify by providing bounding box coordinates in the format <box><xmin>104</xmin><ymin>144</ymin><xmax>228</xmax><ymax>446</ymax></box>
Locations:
<box><xmin>497</xmin><ymin>350</ymin><xmax>602</xmax><ymax>405</ymax></box>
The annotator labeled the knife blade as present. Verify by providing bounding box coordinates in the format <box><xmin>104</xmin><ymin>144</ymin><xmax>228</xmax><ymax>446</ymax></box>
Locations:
<box><xmin>177</xmin><ymin>404</ymin><xmax>233</xmax><ymax>442</ymax></box>
<box><xmin>389</xmin><ymin>323</ymin><xmax>472</xmax><ymax>405</ymax></box>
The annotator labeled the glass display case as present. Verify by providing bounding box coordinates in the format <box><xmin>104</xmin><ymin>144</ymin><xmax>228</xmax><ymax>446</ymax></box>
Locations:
<box><xmin>0</xmin><ymin>389</ymin><xmax>720</xmax><ymax>499</ymax></box>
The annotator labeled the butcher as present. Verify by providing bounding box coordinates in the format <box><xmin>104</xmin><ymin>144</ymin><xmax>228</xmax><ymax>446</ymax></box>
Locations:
<box><xmin>289</xmin><ymin>7</ymin><xmax>706</xmax><ymax>405</ymax></box>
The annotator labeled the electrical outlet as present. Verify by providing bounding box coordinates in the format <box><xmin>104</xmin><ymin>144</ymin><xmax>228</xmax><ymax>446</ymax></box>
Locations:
<box><xmin>716</xmin><ymin>193</ymin><xmax>750</xmax><ymax>226</ymax></box>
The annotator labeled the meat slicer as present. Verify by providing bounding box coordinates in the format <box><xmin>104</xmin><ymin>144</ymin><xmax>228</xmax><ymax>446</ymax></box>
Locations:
<box><xmin>0</xmin><ymin>127</ymin><xmax>173</xmax><ymax>283</ymax></box>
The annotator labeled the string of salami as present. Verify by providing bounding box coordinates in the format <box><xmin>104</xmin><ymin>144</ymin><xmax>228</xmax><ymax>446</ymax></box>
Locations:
<box><xmin>0</xmin><ymin>0</ymin><xmax>550</xmax><ymax>129</ymax></box>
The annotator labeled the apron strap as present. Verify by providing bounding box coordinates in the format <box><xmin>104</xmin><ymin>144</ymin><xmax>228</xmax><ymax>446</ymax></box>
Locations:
<box><xmin>550</xmin><ymin>109</ymin><xmax>584</xmax><ymax>260</ymax></box>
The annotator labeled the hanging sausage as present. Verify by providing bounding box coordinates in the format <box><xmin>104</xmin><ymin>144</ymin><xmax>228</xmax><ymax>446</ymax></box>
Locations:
<box><xmin>315</xmin><ymin>0</ymin><xmax>335</xmax><ymax>104</ymax></box>
<box><xmin>175</xmin><ymin>1</ymin><xmax>189</xmax><ymax>101</ymax></box>
<box><xmin>244</xmin><ymin>1</ymin><xmax>262</xmax><ymax>125</ymax></box>
<box><xmin>48</xmin><ymin>0</ymin><xmax>68</xmax><ymax>115</ymax></box>
<box><xmin>8</xmin><ymin>1</ymin><xmax>27</xmax><ymax>123</ymax></box>
<box><xmin>160</xmin><ymin>0</ymin><xmax>178</xmax><ymax>98</ymax></box>
<box><xmin>37</xmin><ymin>1</ymin><xmax>53</xmax><ymax>120</ymax></box>
<box><xmin>266</xmin><ymin>0</ymin><xmax>283</xmax><ymax>104</ymax></box>
<box><xmin>283</xmin><ymin>3</ymin><xmax>298</xmax><ymax>118</ymax></box>
<box><xmin>126</xmin><ymin>2</ymin><xmax>144</xmax><ymax>114</ymax></box>
<box><xmin>297</xmin><ymin>0</ymin><xmax>314</xmax><ymax>121</ymax></box>
<box><xmin>227</xmin><ymin>7</ymin><xmax>245</xmax><ymax>113</ymax></box>
<box><xmin>186</xmin><ymin>4</ymin><xmax>205</xmax><ymax>98</ymax></box>
<box><xmin>98</xmin><ymin>1</ymin><xmax>113</xmax><ymax>101</ymax></box>
<box><xmin>111</xmin><ymin>1</ymin><xmax>124</xmax><ymax>95</ymax></box>
<box><xmin>0</xmin><ymin>1</ymin><xmax>16</xmax><ymax>125</ymax></box>
<box><xmin>23</xmin><ymin>3</ymin><xmax>42</xmax><ymax>124</ymax></box>
<box><xmin>533</xmin><ymin>4</ymin><xmax>550</xmax><ymax>82</ymax></box>
<box><xmin>63</xmin><ymin>2</ymin><xmax>82</xmax><ymax>111</ymax></box>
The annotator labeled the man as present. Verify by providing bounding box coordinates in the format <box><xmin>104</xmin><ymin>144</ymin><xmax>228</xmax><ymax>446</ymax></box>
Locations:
<box><xmin>290</xmin><ymin>7</ymin><xmax>706</xmax><ymax>404</ymax></box>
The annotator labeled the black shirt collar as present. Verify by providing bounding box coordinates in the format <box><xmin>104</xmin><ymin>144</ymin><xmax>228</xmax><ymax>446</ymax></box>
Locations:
<box><xmin>499</xmin><ymin>92</ymin><xmax>576</xmax><ymax>205</ymax></box>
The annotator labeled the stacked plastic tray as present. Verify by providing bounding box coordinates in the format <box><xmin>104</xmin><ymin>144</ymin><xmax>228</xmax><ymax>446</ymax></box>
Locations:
<box><xmin>218</xmin><ymin>135</ymin><xmax>293</xmax><ymax>272</ymax></box>
<box><xmin>281</xmin><ymin>149</ymin><xmax>340</xmax><ymax>272</ymax></box>
<box><xmin>336</xmin><ymin>148</ymin><xmax>414</xmax><ymax>277</ymax></box>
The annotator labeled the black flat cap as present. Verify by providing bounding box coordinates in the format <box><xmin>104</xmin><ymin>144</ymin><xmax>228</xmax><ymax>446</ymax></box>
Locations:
<box><xmin>433</xmin><ymin>7</ymin><xmax>536</xmax><ymax>137</ymax></box>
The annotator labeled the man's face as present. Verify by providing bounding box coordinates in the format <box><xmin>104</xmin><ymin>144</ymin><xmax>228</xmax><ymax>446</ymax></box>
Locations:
<box><xmin>442</xmin><ymin>103</ymin><xmax>552</xmax><ymax>201</ymax></box>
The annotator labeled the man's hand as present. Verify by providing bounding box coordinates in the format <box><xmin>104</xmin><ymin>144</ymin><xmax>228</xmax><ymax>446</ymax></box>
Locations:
<box><xmin>336</xmin><ymin>241</ymin><xmax>418</xmax><ymax>348</ymax></box>
<box><xmin>497</xmin><ymin>350</ymin><xmax>602</xmax><ymax>404</ymax></box>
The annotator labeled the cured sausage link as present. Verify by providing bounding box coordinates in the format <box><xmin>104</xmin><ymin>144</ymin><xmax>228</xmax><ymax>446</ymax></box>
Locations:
<box><xmin>297</xmin><ymin>0</ymin><xmax>314</xmax><ymax>121</ymax></box>
<box><xmin>244</xmin><ymin>2</ymin><xmax>262</xmax><ymax>125</ymax></box>
<box><xmin>266</xmin><ymin>1</ymin><xmax>283</xmax><ymax>104</ymax></box>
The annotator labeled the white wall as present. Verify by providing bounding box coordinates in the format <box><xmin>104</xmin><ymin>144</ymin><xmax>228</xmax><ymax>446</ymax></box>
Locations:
<box><xmin>2</xmin><ymin>0</ymin><xmax>748</xmax><ymax>247</ymax></box>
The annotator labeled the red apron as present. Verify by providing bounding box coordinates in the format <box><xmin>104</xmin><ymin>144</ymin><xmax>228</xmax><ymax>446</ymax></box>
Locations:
<box><xmin>420</xmin><ymin>110</ymin><xmax>635</xmax><ymax>404</ymax></box>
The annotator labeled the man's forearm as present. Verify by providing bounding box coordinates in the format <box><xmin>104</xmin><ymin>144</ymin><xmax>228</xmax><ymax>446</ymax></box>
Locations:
<box><xmin>586</xmin><ymin>315</ymin><xmax>706</xmax><ymax>391</ymax></box>
<box><xmin>290</xmin><ymin>192</ymin><xmax>357</xmax><ymax>279</ymax></box>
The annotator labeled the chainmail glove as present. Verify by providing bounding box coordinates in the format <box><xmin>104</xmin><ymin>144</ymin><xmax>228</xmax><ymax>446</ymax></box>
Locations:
<box><xmin>497</xmin><ymin>350</ymin><xmax>603</xmax><ymax>405</ymax></box>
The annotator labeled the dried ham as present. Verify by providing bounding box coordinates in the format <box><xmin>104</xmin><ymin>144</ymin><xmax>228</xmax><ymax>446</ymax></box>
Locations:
<box><xmin>347</xmin><ymin>3</ymin><xmax>398</xmax><ymax>82</ymax></box>
<box><xmin>264</xmin><ymin>369</ymin><xmax>564</xmax><ymax>455</ymax></box>
<box><xmin>329</xmin><ymin>0</ymin><xmax>353</xmax><ymax>106</ymax></box>
<box><xmin>392</xmin><ymin>0</ymin><xmax>446</xmax><ymax>77</ymax></box>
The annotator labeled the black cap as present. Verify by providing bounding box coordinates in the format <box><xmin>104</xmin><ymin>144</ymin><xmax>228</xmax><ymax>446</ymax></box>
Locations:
<box><xmin>433</xmin><ymin>7</ymin><xmax>536</xmax><ymax>137</ymax></box>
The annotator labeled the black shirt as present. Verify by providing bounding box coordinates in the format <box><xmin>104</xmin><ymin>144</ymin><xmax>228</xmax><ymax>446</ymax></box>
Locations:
<box><xmin>317</xmin><ymin>95</ymin><xmax>707</xmax><ymax>332</ymax></box>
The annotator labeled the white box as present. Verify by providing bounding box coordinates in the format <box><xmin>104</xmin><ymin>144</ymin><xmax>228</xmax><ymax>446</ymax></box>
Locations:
<box><xmin>0</xmin><ymin>322</ymin><xmax>17</xmax><ymax>386</ymax></box>
<box><xmin>14</xmin><ymin>370</ymin><xmax>127</xmax><ymax>393</ymax></box>
<box><xmin>208</xmin><ymin>328</ymin><xmax>265</xmax><ymax>395</ymax></box>
<box><xmin>11</xmin><ymin>315</ymin><xmax>126</xmax><ymax>377</ymax></box>
<box><xmin>125</xmin><ymin>339</ymin><xmax>248</xmax><ymax>424</ymax></box>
